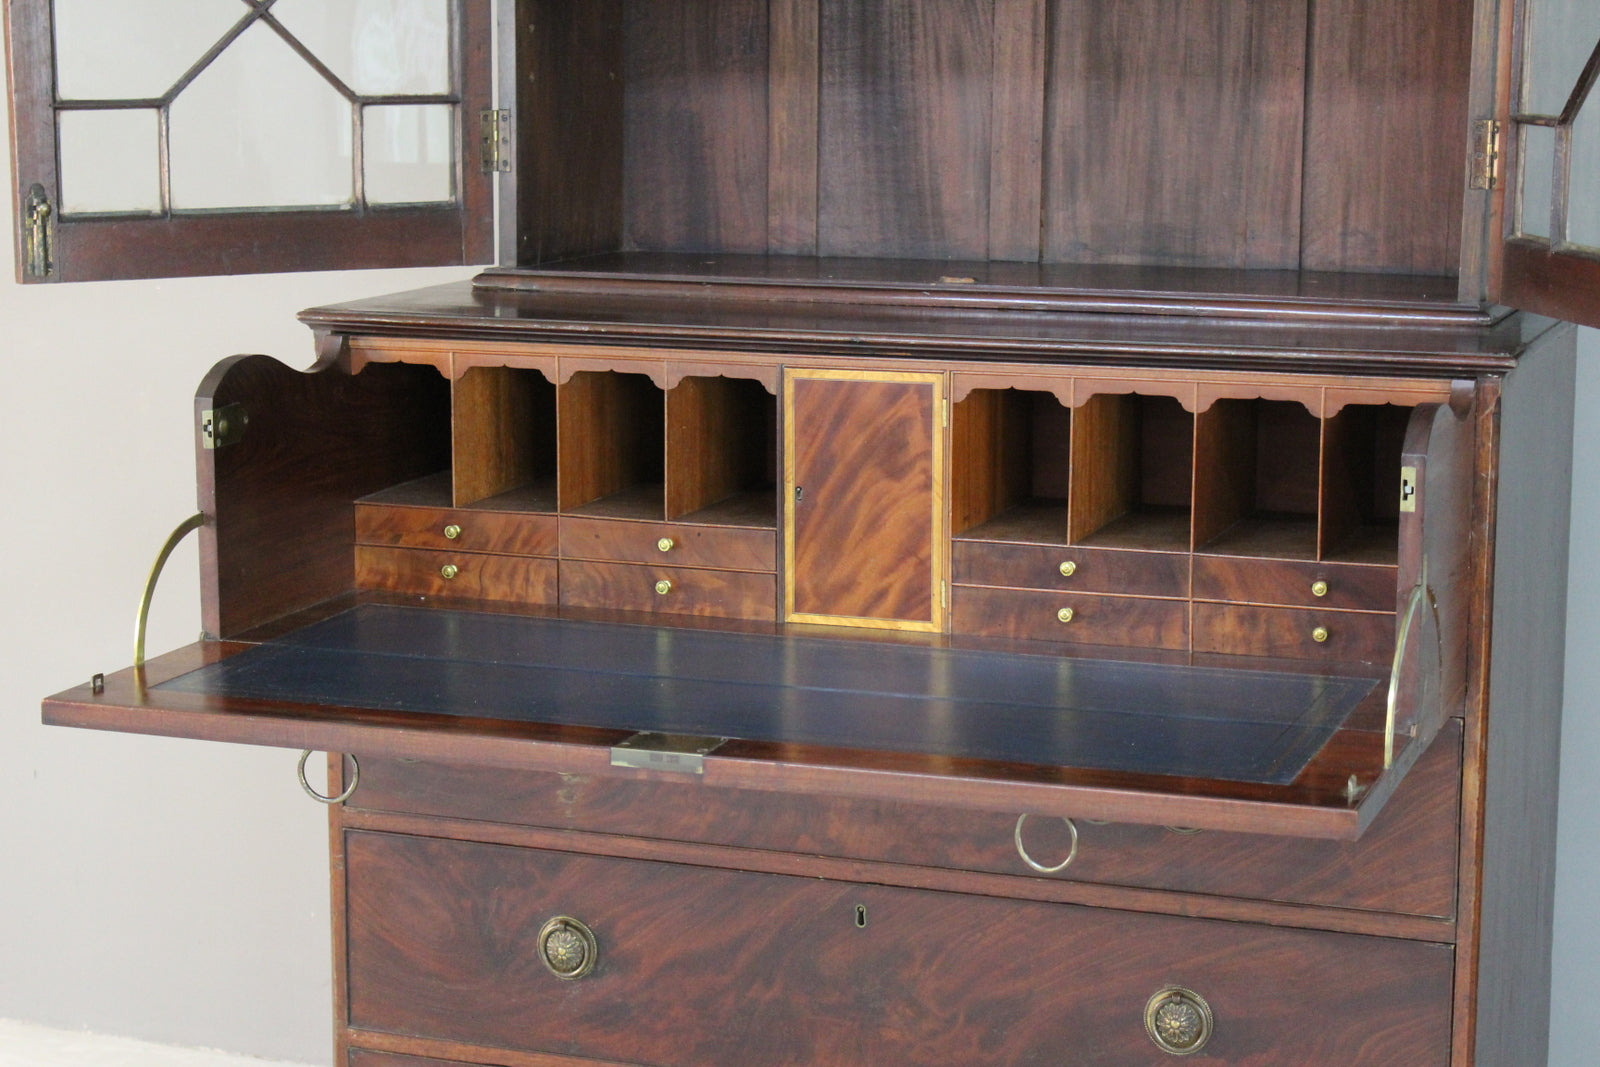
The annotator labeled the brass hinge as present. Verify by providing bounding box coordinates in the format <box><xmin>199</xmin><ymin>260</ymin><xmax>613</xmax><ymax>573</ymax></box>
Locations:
<box><xmin>1470</xmin><ymin>119</ymin><xmax>1501</xmax><ymax>191</ymax></box>
<box><xmin>480</xmin><ymin>108</ymin><xmax>512</xmax><ymax>174</ymax></box>
<box><xmin>1399</xmin><ymin>465</ymin><xmax>1418</xmax><ymax>513</ymax></box>
<box><xmin>23</xmin><ymin>183</ymin><xmax>53</xmax><ymax>279</ymax></box>
<box><xmin>201</xmin><ymin>403</ymin><xmax>248</xmax><ymax>450</ymax></box>
<box><xmin>610</xmin><ymin>732</ymin><xmax>726</xmax><ymax>775</ymax></box>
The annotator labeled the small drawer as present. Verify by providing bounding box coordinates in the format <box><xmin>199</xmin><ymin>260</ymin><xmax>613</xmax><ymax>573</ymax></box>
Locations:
<box><xmin>560</xmin><ymin>559</ymin><xmax>776</xmax><ymax>620</ymax></box>
<box><xmin>1193</xmin><ymin>602</ymin><xmax>1395</xmax><ymax>663</ymax></box>
<box><xmin>952</xmin><ymin>541</ymin><xmax>1189</xmax><ymax>597</ymax></box>
<box><xmin>355</xmin><ymin>504</ymin><xmax>558</xmax><ymax>557</ymax></box>
<box><xmin>561</xmin><ymin>516</ymin><xmax>776</xmax><ymax>572</ymax></box>
<box><xmin>952</xmin><ymin>586</ymin><xmax>1188</xmax><ymax>650</ymax></box>
<box><xmin>1192</xmin><ymin>555</ymin><xmax>1395</xmax><ymax>611</ymax></box>
<box><xmin>354</xmin><ymin>546</ymin><xmax>558</xmax><ymax>604</ymax></box>
<box><xmin>345</xmin><ymin>833</ymin><xmax>1453</xmax><ymax>1066</ymax></box>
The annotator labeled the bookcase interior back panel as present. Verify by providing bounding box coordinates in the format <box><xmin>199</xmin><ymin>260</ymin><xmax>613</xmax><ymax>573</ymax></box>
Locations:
<box><xmin>526</xmin><ymin>0</ymin><xmax>1476</xmax><ymax>276</ymax></box>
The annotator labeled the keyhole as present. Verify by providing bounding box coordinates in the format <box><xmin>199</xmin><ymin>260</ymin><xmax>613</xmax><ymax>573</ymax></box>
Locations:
<box><xmin>795</xmin><ymin>485</ymin><xmax>804</xmax><ymax>505</ymax></box>
<box><xmin>855</xmin><ymin>904</ymin><xmax>868</xmax><ymax>928</ymax></box>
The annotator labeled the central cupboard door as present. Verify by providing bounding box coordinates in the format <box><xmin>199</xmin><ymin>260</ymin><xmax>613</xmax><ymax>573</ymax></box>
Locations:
<box><xmin>784</xmin><ymin>368</ymin><xmax>946</xmax><ymax>631</ymax></box>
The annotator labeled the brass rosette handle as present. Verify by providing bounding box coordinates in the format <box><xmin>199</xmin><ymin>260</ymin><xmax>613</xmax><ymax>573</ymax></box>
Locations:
<box><xmin>539</xmin><ymin>916</ymin><xmax>598</xmax><ymax>980</ymax></box>
<box><xmin>1144</xmin><ymin>987</ymin><xmax>1213</xmax><ymax>1055</ymax></box>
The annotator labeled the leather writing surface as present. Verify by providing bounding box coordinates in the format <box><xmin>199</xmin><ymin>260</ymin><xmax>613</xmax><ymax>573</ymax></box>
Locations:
<box><xmin>157</xmin><ymin>606</ymin><xmax>1376</xmax><ymax>785</ymax></box>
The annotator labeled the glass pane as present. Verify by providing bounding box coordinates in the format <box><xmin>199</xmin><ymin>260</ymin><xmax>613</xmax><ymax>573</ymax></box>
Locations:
<box><xmin>1523</xmin><ymin>1</ymin><xmax>1600</xmax><ymax>116</ymax></box>
<box><xmin>169</xmin><ymin>21</ymin><xmax>353</xmax><ymax>210</ymax></box>
<box><xmin>1569</xmin><ymin>93</ymin><xmax>1600</xmax><ymax>249</ymax></box>
<box><xmin>52</xmin><ymin>0</ymin><xmax>244</xmax><ymax>101</ymax></box>
<box><xmin>363</xmin><ymin>104</ymin><xmax>454</xmax><ymax>204</ymax></box>
<box><xmin>273</xmin><ymin>0</ymin><xmax>451</xmax><ymax>96</ymax></box>
<box><xmin>57</xmin><ymin>109</ymin><xmax>161</xmax><ymax>214</ymax></box>
<box><xmin>1520</xmin><ymin>124</ymin><xmax>1557</xmax><ymax>239</ymax></box>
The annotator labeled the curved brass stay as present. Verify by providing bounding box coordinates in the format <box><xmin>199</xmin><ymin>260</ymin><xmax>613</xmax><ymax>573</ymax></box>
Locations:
<box><xmin>1386</xmin><ymin>560</ymin><xmax>1434</xmax><ymax>770</ymax></box>
<box><xmin>133</xmin><ymin>512</ymin><xmax>206</xmax><ymax>671</ymax></box>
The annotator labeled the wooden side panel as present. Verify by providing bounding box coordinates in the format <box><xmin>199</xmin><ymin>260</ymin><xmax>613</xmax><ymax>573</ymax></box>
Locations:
<box><xmin>514</xmin><ymin>0</ymin><xmax>624</xmax><ymax>265</ymax></box>
<box><xmin>950</xmin><ymin>388</ymin><xmax>1031</xmax><ymax>534</ymax></box>
<box><xmin>623</xmin><ymin>0</ymin><xmax>770</xmax><ymax>254</ymax></box>
<box><xmin>817</xmin><ymin>0</ymin><xmax>994</xmax><ymax>258</ymax></box>
<box><xmin>1043</xmin><ymin>0</ymin><xmax>1308</xmax><ymax>268</ymax></box>
<box><xmin>198</xmin><ymin>356</ymin><xmax>450</xmax><ymax>638</ymax></box>
<box><xmin>451</xmin><ymin>367</ymin><xmax>556</xmax><ymax>507</ymax></box>
<box><xmin>1301</xmin><ymin>0</ymin><xmax>1474</xmax><ymax>273</ymax></box>
<box><xmin>343</xmin><ymin>832</ymin><xmax>1454</xmax><ymax>1066</ymax></box>
<box><xmin>786</xmin><ymin>371</ymin><xmax>944</xmax><ymax>629</ymax></box>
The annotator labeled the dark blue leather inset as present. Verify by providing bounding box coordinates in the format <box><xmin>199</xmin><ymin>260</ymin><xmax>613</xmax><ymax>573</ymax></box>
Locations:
<box><xmin>157</xmin><ymin>605</ymin><xmax>1378</xmax><ymax>784</ymax></box>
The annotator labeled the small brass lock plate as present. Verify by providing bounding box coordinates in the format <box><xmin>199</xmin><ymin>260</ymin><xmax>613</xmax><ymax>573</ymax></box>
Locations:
<box><xmin>610</xmin><ymin>731</ymin><xmax>727</xmax><ymax>775</ymax></box>
<box><xmin>200</xmin><ymin>403</ymin><xmax>248</xmax><ymax>450</ymax></box>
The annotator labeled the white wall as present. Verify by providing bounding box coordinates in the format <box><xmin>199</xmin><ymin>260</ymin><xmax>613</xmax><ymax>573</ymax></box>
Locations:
<box><xmin>3</xmin><ymin>161</ymin><xmax>1600</xmax><ymax>1066</ymax></box>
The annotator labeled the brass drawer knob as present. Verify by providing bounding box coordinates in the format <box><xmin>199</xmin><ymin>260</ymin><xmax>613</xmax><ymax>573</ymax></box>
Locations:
<box><xmin>1310</xmin><ymin>579</ymin><xmax>1329</xmax><ymax>597</ymax></box>
<box><xmin>1058</xmin><ymin>560</ymin><xmax>1077</xmax><ymax>577</ymax></box>
<box><xmin>439</xmin><ymin>563</ymin><xmax>459</xmax><ymax>580</ymax></box>
<box><xmin>655</xmin><ymin>579</ymin><xmax>673</xmax><ymax>595</ymax></box>
<box><xmin>443</xmin><ymin>524</ymin><xmax>462</xmax><ymax>540</ymax></box>
<box><xmin>657</xmin><ymin>537</ymin><xmax>675</xmax><ymax>552</ymax></box>
<box><xmin>1056</xmin><ymin>607</ymin><xmax>1075</xmax><ymax>624</ymax></box>
<box><xmin>538</xmin><ymin>916</ymin><xmax>597</xmax><ymax>980</ymax></box>
<box><xmin>1311</xmin><ymin>625</ymin><xmax>1330</xmax><ymax>643</ymax></box>
<box><xmin>1145</xmin><ymin>987</ymin><xmax>1213</xmax><ymax>1055</ymax></box>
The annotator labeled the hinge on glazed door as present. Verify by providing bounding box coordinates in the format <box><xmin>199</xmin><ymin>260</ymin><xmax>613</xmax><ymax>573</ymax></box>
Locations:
<box><xmin>23</xmin><ymin>183</ymin><xmax>53</xmax><ymax>279</ymax></box>
<box><xmin>480</xmin><ymin>108</ymin><xmax>512</xmax><ymax>174</ymax></box>
<box><xmin>1470</xmin><ymin>119</ymin><xmax>1501</xmax><ymax>191</ymax></box>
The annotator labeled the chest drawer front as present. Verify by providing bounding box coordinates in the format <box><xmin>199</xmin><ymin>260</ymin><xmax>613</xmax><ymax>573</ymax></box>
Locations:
<box><xmin>1193</xmin><ymin>602</ymin><xmax>1395</xmax><ymax>664</ymax></box>
<box><xmin>953</xmin><ymin>541</ymin><xmax>1190</xmax><ymax>597</ymax></box>
<box><xmin>560</xmin><ymin>559</ymin><xmax>776</xmax><ymax>620</ymax></box>
<box><xmin>1192</xmin><ymin>555</ymin><xmax>1396</xmax><ymax>611</ymax></box>
<box><xmin>561</xmin><ymin>516</ymin><xmax>776</xmax><ymax>572</ymax></box>
<box><xmin>952</xmin><ymin>586</ymin><xmax>1188</xmax><ymax>649</ymax></box>
<box><xmin>348</xmin><ymin>718</ymin><xmax>1462</xmax><ymax>919</ymax></box>
<box><xmin>345</xmin><ymin>832</ymin><xmax>1453</xmax><ymax>1066</ymax></box>
<box><xmin>354</xmin><ymin>546</ymin><xmax>558</xmax><ymax>604</ymax></box>
<box><xmin>355</xmin><ymin>504</ymin><xmax>558</xmax><ymax>557</ymax></box>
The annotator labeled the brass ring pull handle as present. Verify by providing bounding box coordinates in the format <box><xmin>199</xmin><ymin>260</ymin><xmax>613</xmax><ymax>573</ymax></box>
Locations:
<box><xmin>539</xmin><ymin>916</ymin><xmax>598</xmax><ymax>980</ymax></box>
<box><xmin>1385</xmin><ymin>560</ymin><xmax>1432</xmax><ymax>769</ymax></box>
<box><xmin>297</xmin><ymin>750</ymin><xmax>360</xmax><ymax>805</ymax></box>
<box><xmin>134</xmin><ymin>513</ymin><xmax>207</xmax><ymax>670</ymax></box>
<box><xmin>1013</xmin><ymin>814</ymin><xmax>1079</xmax><ymax>873</ymax></box>
<box><xmin>1145</xmin><ymin>987</ymin><xmax>1213</xmax><ymax>1055</ymax></box>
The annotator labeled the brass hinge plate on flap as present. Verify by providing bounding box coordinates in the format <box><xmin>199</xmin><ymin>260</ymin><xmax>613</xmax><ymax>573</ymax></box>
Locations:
<box><xmin>201</xmin><ymin>403</ymin><xmax>248</xmax><ymax>450</ymax></box>
<box><xmin>610</xmin><ymin>732</ymin><xmax>727</xmax><ymax>775</ymax></box>
<box><xmin>480</xmin><ymin>108</ymin><xmax>512</xmax><ymax>174</ymax></box>
<box><xmin>1471</xmin><ymin>119</ymin><xmax>1501</xmax><ymax>191</ymax></box>
<box><xmin>1399</xmin><ymin>465</ymin><xmax>1419</xmax><ymax>513</ymax></box>
<box><xmin>23</xmin><ymin>183</ymin><xmax>53</xmax><ymax>279</ymax></box>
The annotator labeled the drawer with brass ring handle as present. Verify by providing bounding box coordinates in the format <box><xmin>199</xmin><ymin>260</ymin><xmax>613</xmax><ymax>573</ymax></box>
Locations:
<box><xmin>1013</xmin><ymin>813</ymin><xmax>1078</xmax><ymax>873</ymax></box>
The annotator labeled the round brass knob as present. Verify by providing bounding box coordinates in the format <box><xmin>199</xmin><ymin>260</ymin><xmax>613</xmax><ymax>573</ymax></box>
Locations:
<box><xmin>1058</xmin><ymin>560</ymin><xmax>1077</xmax><ymax>578</ymax></box>
<box><xmin>538</xmin><ymin>916</ymin><xmax>597</xmax><ymax>980</ymax></box>
<box><xmin>1311</xmin><ymin>625</ymin><xmax>1329</xmax><ymax>643</ymax></box>
<box><xmin>439</xmin><ymin>564</ymin><xmax>459</xmax><ymax>580</ymax></box>
<box><xmin>1056</xmin><ymin>607</ymin><xmax>1075</xmax><ymax>624</ymax></box>
<box><xmin>1310</xmin><ymin>579</ymin><xmax>1329</xmax><ymax>598</ymax></box>
<box><xmin>657</xmin><ymin>537</ymin><xmax>675</xmax><ymax>552</ymax></box>
<box><xmin>655</xmin><ymin>579</ymin><xmax>673</xmax><ymax>595</ymax></box>
<box><xmin>443</xmin><ymin>524</ymin><xmax>462</xmax><ymax>540</ymax></box>
<box><xmin>1145</xmin><ymin>987</ymin><xmax>1213</xmax><ymax>1055</ymax></box>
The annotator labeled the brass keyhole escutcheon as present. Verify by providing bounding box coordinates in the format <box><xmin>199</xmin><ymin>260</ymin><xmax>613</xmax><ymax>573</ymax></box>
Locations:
<box><xmin>439</xmin><ymin>564</ymin><xmax>459</xmax><ymax>580</ymax></box>
<box><xmin>1145</xmin><ymin>988</ymin><xmax>1213</xmax><ymax>1055</ymax></box>
<box><xmin>1056</xmin><ymin>607</ymin><xmax>1075</xmax><ymax>624</ymax></box>
<box><xmin>1310</xmin><ymin>579</ymin><xmax>1329</xmax><ymax>597</ymax></box>
<box><xmin>1311</xmin><ymin>626</ymin><xmax>1330</xmax><ymax>643</ymax></box>
<box><xmin>539</xmin><ymin>916</ymin><xmax>598</xmax><ymax>980</ymax></box>
<box><xmin>658</xmin><ymin>537</ymin><xmax>675</xmax><ymax>552</ymax></box>
<box><xmin>1058</xmin><ymin>560</ymin><xmax>1077</xmax><ymax>577</ymax></box>
<box><xmin>655</xmin><ymin>579</ymin><xmax>673</xmax><ymax>595</ymax></box>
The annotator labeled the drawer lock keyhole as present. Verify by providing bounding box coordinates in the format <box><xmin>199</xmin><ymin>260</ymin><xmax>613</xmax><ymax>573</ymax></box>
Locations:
<box><xmin>855</xmin><ymin>904</ymin><xmax>868</xmax><ymax>928</ymax></box>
